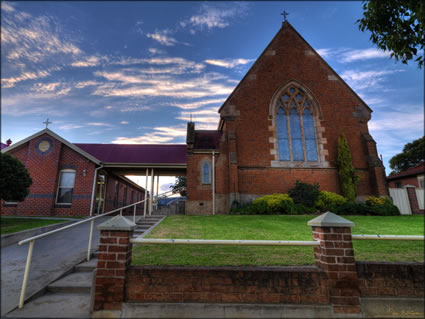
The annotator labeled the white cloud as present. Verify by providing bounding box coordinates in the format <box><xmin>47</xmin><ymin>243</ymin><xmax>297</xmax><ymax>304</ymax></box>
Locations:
<box><xmin>1</xmin><ymin>2</ymin><xmax>15</xmax><ymax>12</ymax></box>
<box><xmin>340</xmin><ymin>48</ymin><xmax>391</xmax><ymax>63</ymax></box>
<box><xmin>146</xmin><ymin>30</ymin><xmax>178</xmax><ymax>46</ymax></box>
<box><xmin>180</xmin><ymin>3</ymin><xmax>247</xmax><ymax>32</ymax></box>
<box><xmin>204</xmin><ymin>58</ymin><xmax>253</xmax><ymax>69</ymax></box>
<box><xmin>59</xmin><ymin>124</ymin><xmax>84</xmax><ymax>130</ymax></box>
<box><xmin>148</xmin><ymin>48</ymin><xmax>165</xmax><ymax>55</ymax></box>
<box><xmin>316</xmin><ymin>48</ymin><xmax>332</xmax><ymax>58</ymax></box>
<box><xmin>72</xmin><ymin>56</ymin><xmax>107</xmax><ymax>67</ymax></box>
<box><xmin>170</xmin><ymin>98</ymin><xmax>224</xmax><ymax>110</ymax></box>
<box><xmin>112</xmin><ymin>125</ymin><xmax>186</xmax><ymax>144</ymax></box>
<box><xmin>120</xmin><ymin>121</ymin><xmax>129</xmax><ymax>124</ymax></box>
<box><xmin>104</xmin><ymin>105</ymin><xmax>113</xmax><ymax>109</ymax></box>
<box><xmin>340</xmin><ymin>69</ymin><xmax>404</xmax><ymax>91</ymax></box>
<box><xmin>87</xmin><ymin>122</ymin><xmax>114</xmax><ymax>127</ymax></box>
<box><xmin>75</xmin><ymin>80</ymin><xmax>101</xmax><ymax>88</ymax></box>
<box><xmin>120</xmin><ymin>106</ymin><xmax>151</xmax><ymax>112</ymax></box>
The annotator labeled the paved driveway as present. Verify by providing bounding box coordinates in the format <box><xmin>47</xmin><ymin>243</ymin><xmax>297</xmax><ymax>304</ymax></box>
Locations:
<box><xmin>1</xmin><ymin>217</ymin><xmax>110</xmax><ymax>316</ymax></box>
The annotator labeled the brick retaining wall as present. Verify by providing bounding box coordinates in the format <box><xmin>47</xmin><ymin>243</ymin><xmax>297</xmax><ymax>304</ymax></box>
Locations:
<box><xmin>356</xmin><ymin>262</ymin><xmax>424</xmax><ymax>298</ymax></box>
<box><xmin>126</xmin><ymin>266</ymin><xmax>328</xmax><ymax>304</ymax></box>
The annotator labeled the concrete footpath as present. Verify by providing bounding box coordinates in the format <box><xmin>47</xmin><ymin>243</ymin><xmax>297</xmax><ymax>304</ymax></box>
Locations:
<box><xmin>1</xmin><ymin>217</ymin><xmax>109</xmax><ymax>316</ymax></box>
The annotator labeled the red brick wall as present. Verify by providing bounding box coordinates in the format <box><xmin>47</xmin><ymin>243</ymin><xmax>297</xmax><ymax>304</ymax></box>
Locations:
<box><xmin>356</xmin><ymin>262</ymin><xmax>424</xmax><ymax>298</ymax></box>
<box><xmin>126</xmin><ymin>266</ymin><xmax>328</xmax><ymax>304</ymax></box>
<box><xmin>388</xmin><ymin>176</ymin><xmax>420</xmax><ymax>188</ymax></box>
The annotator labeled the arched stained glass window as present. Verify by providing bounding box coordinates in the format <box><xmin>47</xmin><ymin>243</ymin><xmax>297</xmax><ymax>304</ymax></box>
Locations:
<box><xmin>276</xmin><ymin>108</ymin><xmax>290</xmax><ymax>161</ymax></box>
<box><xmin>275</xmin><ymin>85</ymin><xmax>319</xmax><ymax>162</ymax></box>
<box><xmin>303</xmin><ymin>109</ymin><xmax>318</xmax><ymax>161</ymax></box>
<box><xmin>290</xmin><ymin>109</ymin><xmax>304</xmax><ymax>161</ymax></box>
<box><xmin>202</xmin><ymin>161</ymin><xmax>211</xmax><ymax>184</ymax></box>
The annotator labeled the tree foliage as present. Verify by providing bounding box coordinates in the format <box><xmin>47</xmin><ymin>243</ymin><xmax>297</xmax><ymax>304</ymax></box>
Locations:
<box><xmin>357</xmin><ymin>0</ymin><xmax>424</xmax><ymax>68</ymax></box>
<box><xmin>389</xmin><ymin>136</ymin><xmax>425</xmax><ymax>174</ymax></box>
<box><xmin>170</xmin><ymin>176</ymin><xmax>186</xmax><ymax>196</ymax></box>
<box><xmin>0</xmin><ymin>153</ymin><xmax>33</xmax><ymax>201</ymax></box>
<box><xmin>337</xmin><ymin>133</ymin><xmax>359</xmax><ymax>201</ymax></box>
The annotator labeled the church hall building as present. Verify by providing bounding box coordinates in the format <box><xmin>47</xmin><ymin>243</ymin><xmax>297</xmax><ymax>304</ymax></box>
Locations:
<box><xmin>2</xmin><ymin>22</ymin><xmax>388</xmax><ymax>216</ymax></box>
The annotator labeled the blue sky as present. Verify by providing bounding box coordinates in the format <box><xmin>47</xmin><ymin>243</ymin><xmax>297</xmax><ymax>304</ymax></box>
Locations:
<box><xmin>1</xmin><ymin>1</ymin><xmax>423</xmax><ymax>186</ymax></box>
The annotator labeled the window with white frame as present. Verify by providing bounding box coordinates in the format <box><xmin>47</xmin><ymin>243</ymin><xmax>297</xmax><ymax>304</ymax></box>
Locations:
<box><xmin>275</xmin><ymin>85</ymin><xmax>319</xmax><ymax>162</ymax></box>
<box><xmin>418</xmin><ymin>175</ymin><xmax>424</xmax><ymax>189</ymax></box>
<box><xmin>201</xmin><ymin>160</ymin><xmax>211</xmax><ymax>184</ymax></box>
<box><xmin>56</xmin><ymin>169</ymin><xmax>76</xmax><ymax>204</ymax></box>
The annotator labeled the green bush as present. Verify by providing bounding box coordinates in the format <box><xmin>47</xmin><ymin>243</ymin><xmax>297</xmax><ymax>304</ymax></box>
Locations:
<box><xmin>315</xmin><ymin>191</ymin><xmax>348</xmax><ymax>212</ymax></box>
<box><xmin>333</xmin><ymin>200</ymin><xmax>400</xmax><ymax>216</ymax></box>
<box><xmin>252</xmin><ymin>194</ymin><xmax>294</xmax><ymax>214</ymax></box>
<box><xmin>288</xmin><ymin>181</ymin><xmax>320</xmax><ymax>207</ymax></box>
<box><xmin>365</xmin><ymin>196</ymin><xmax>387</xmax><ymax>207</ymax></box>
<box><xmin>293</xmin><ymin>203</ymin><xmax>317</xmax><ymax>215</ymax></box>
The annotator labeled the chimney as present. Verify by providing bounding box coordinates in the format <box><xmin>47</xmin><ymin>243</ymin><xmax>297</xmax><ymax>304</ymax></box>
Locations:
<box><xmin>186</xmin><ymin>122</ymin><xmax>195</xmax><ymax>151</ymax></box>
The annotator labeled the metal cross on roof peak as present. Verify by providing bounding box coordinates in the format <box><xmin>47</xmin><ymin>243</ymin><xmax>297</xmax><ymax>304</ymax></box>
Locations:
<box><xmin>281</xmin><ymin>10</ymin><xmax>289</xmax><ymax>22</ymax></box>
<box><xmin>43</xmin><ymin>118</ymin><xmax>52</xmax><ymax>129</ymax></box>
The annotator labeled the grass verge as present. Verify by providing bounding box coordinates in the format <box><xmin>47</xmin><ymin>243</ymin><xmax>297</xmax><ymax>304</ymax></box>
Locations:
<box><xmin>1</xmin><ymin>217</ymin><xmax>69</xmax><ymax>235</ymax></box>
<box><xmin>132</xmin><ymin>215</ymin><xmax>424</xmax><ymax>266</ymax></box>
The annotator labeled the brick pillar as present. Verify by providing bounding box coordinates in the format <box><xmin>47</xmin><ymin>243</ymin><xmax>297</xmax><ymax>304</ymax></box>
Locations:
<box><xmin>405</xmin><ymin>186</ymin><xmax>422</xmax><ymax>215</ymax></box>
<box><xmin>308</xmin><ymin>212</ymin><xmax>361</xmax><ymax>315</ymax></box>
<box><xmin>93</xmin><ymin>215</ymin><xmax>136</xmax><ymax>313</ymax></box>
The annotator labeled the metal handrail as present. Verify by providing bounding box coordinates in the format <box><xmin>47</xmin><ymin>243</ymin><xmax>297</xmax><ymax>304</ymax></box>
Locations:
<box><xmin>17</xmin><ymin>187</ymin><xmax>182</xmax><ymax>309</ymax></box>
<box><xmin>352</xmin><ymin>234</ymin><xmax>424</xmax><ymax>240</ymax></box>
<box><xmin>131</xmin><ymin>238</ymin><xmax>320</xmax><ymax>246</ymax></box>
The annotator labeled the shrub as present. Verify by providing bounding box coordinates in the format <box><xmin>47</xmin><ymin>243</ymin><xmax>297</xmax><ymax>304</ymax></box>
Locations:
<box><xmin>333</xmin><ymin>200</ymin><xmax>400</xmax><ymax>216</ymax></box>
<box><xmin>365</xmin><ymin>196</ymin><xmax>387</xmax><ymax>207</ymax></box>
<box><xmin>288</xmin><ymin>181</ymin><xmax>320</xmax><ymax>207</ymax></box>
<box><xmin>251</xmin><ymin>194</ymin><xmax>294</xmax><ymax>214</ymax></box>
<box><xmin>315</xmin><ymin>191</ymin><xmax>348</xmax><ymax>212</ymax></box>
<box><xmin>293</xmin><ymin>203</ymin><xmax>317</xmax><ymax>214</ymax></box>
<box><xmin>337</xmin><ymin>133</ymin><xmax>359</xmax><ymax>201</ymax></box>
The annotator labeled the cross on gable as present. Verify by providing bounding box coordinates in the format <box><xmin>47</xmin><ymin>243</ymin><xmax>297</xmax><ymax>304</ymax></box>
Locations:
<box><xmin>281</xmin><ymin>10</ymin><xmax>289</xmax><ymax>22</ymax></box>
<box><xmin>43</xmin><ymin>118</ymin><xmax>52</xmax><ymax>128</ymax></box>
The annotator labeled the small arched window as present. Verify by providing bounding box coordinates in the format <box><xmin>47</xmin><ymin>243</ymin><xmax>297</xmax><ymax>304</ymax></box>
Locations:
<box><xmin>202</xmin><ymin>161</ymin><xmax>211</xmax><ymax>184</ymax></box>
<box><xmin>275</xmin><ymin>85</ymin><xmax>319</xmax><ymax>162</ymax></box>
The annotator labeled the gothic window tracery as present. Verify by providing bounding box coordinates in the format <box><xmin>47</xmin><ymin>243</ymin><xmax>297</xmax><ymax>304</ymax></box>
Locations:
<box><xmin>275</xmin><ymin>85</ymin><xmax>319</xmax><ymax>162</ymax></box>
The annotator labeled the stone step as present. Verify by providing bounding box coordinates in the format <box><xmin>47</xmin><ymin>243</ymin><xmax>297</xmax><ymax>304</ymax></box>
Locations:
<box><xmin>5</xmin><ymin>292</ymin><xmax>90</xmax><ymax>318</ymax></box>
<box><xmin>47</xmin><ymin>272</ymin><xmax>92</xmax><ymax>294</ymax></box>
<box><xmin>74</xmin><ymin>258</ymin><xmax>98</xmax><ymax>272</ymax></box>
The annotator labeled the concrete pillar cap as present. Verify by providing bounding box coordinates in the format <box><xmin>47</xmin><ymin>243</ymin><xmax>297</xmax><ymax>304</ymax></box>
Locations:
<box><xmin>307</xmin><ymin>211</ymin><xmax>355</xmax><ymax>228</ymax></box>
<box><xmin>97</xmin><ymin>215</ymin><xmax>137</xmax><ymax>231</ymax></box>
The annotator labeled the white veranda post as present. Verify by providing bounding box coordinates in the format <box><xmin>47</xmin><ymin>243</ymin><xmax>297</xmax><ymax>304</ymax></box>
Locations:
<box><xmin>156</xmin><ymin>174</ymin><xmax>159</xmax><ymax>209</ymax></box>
<box><xmin>149</xmin><ymin>168</ymin><xmax>154</xmax><ymax>215</ymax></box>
<box><xmin>144</xmin><ymin>168</ymin><xmax>148</xmax><ymax>217</ymax></box>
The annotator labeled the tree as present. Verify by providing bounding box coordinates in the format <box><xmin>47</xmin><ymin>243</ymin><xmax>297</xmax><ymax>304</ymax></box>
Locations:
<box><xmin>389</xmin><ymin>136</ymin><xmax>425</xmax><ymax>174</ymax></box>
<box><xmin>0</xmin><ymin>153</ymin><xmax>33</xmax><ymax>201</ymax></box>
<box><xmin>170</xmin><ymin>176</ymin><xmax>186</xmax><ymax>196</ymax></box>
<box><xmin>357</xmin><ymin>0</ymin><xmax>424</xmax><ymax>68</ymax></box>
<box><xmin>337</xmin><ymin>133</ymin><xmax>359</xmax><ymax>201</ymax></box>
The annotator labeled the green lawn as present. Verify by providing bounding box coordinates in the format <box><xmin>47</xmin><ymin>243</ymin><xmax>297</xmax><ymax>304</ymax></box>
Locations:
<box><xmin>132</xmin><ymin>215</ymin><xmax>424</xmax><ymax>266</ymax></box>
<box><xmin>0</xmin><ymin>217</ymin><xmax>69</xmax><ymax>235</ymax></box>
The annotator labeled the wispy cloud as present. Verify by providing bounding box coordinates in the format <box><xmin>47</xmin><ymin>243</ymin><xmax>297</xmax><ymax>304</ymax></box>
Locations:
<box><xmin>170</xmin><ymin>98</ymin><xmax>224</xmax><ymax>110</ymax></box>
<box><xmin>87</xmin><ymin>122</ymin><xmax>114</xmax><ymax>127</ymax></box>
<box><xmin>59</xmin><ymin>123</ymin><xmax>84</xmax><ymax>130</ymax></box>
<box><xmin>120</xmin><ymin>106</ymin><xmax>151</xmax><ymax>112</ymax></box>
<box><xmin>120</xmin><ymin>121</ymin><xmax>129</xmax><ymax>124</ymax></box>
<box><xmin>146</xmin><ymin>30</ymin><xmax>180</xmax><ymax>46</ymax></box>
<box><xmin>72</xmin><ymin>55</ymin><xmax>108</xmax><ymax>67</ymax></box>
<box><xmin>204</xmin><ymin>58</ymin><xmax>253</xmax><ymax>69</ymax></box>
<box><xmin>31</xmin><ymin>82</ymin><xmax>72</xmax><ymax>97</ymax></box>
<box><xmin>340</xmin><ymin>69</ymin><xmax>404</xmax><ymax>91</ymax></box>
<box><xmin>148</xmin><ymin>48</ymin><xmax>165</xmax><ymax>55</ymax></box>
<box><xmin>316</xmin><ymin>47</ymin><xmax>391</xmax><ymax>63</ymax></box>
<box><xmin>112</xmin><ymin>125</ymin><xmax>186</xmax><ymax>144</ymax></box>
<box><xmin>180</xmin><ymin>3</ymin><xmax>247</xmax><ymax>33</ymax></box>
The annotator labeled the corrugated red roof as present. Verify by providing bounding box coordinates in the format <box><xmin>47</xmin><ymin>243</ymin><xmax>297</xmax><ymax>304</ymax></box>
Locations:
<box><xmin>387</xmin><ymin>162</ymin><xmax>425</xmax><ymax>180</ymax></box>
<box><xmin>194</xmin><ymin>130</ymin><xmax>221</xmax><ymax>150</ymax></box>
<box><xmin>74</xmin><ymin>143</ymin><xmax>187</xmax><ymax>164</ymax></box>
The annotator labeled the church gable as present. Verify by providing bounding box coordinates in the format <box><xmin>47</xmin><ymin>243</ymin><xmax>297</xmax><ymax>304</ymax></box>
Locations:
<box><xmin>218</xmin><ymin>22</ymin><xmax>372</xmax><ymax>170</ymax></box>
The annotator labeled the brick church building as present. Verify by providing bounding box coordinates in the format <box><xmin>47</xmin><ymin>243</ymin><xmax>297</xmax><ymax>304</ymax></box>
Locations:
<box><xmin>185</xmin><ymin>22</ymin><xmax>388</xmax><ymax>214</ymax></box>
<box><xmin>2</xmin><ymin>22</ymin><xmax>388</xmax><ymax>216</ymax></box>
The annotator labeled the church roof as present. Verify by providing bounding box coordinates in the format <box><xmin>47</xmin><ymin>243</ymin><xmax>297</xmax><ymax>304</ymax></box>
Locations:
<box><xmin>74</xmin><ymin>143</ymin><xmax>187</xmax><ymax>165</ymax></box>
<box><xmin>387</xmin><ymin>162</ymin><xmax>425</xmax><ymax>180</ymax></box>
<box><xmin>194</xmin><ymin>130</ymin><xmax>221</xmax><ymax>150</ymax></box>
